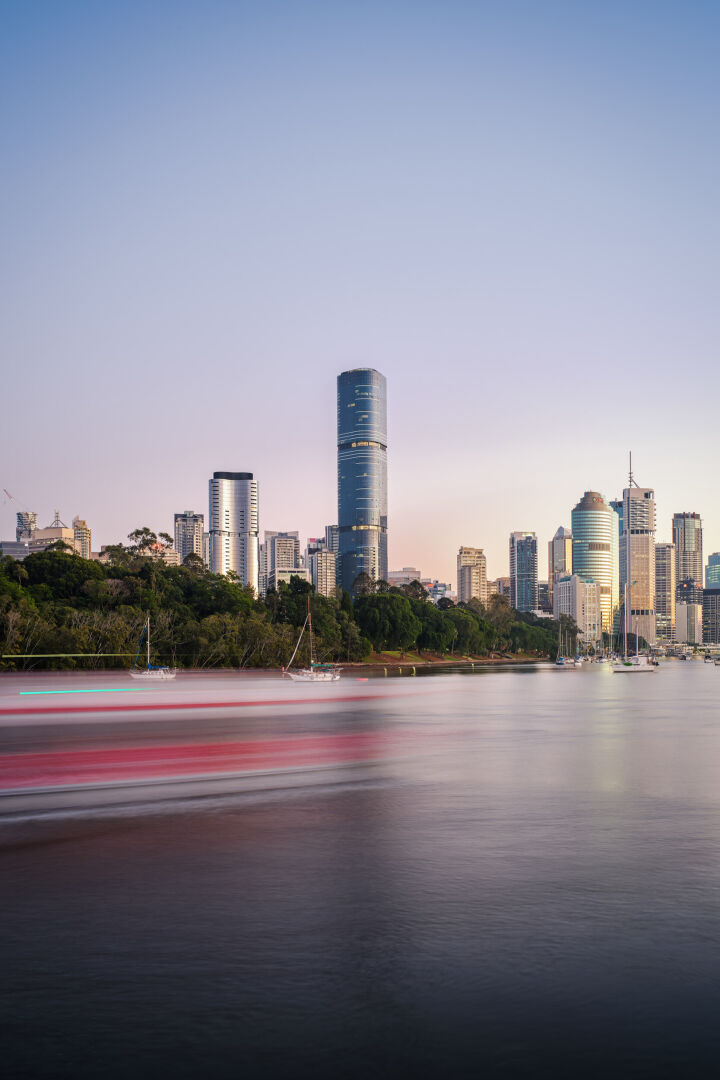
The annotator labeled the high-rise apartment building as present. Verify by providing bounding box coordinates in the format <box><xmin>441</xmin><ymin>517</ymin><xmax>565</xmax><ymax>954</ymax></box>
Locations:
<box><xmin>672</xmin><ymin>513</ymin><xmax>703</xmax><ymax>588</ymax></box>
<box><xmin>208</xmin><ymin>472</ymin><xmax>259</xmax><ymax>591</ymax></box>
<box><xmin>705</xmin><ymin>553</ymin><xmax>720</xmax><ymax>589</ymax></box>
<box><xmin>570</xmin><ymin>492</ymin><xmax>620</xmax><ymax>634</ymax></box>
<box><xmin>16</xmin><ymin>512</ymin><xmax>37</xmax><ymax>542</ymax></box>
<box><xmin>310</xmin><ymin>549</ymin><xmax>337</xmax><ymax>598</ymax></box>
<box><xmin>324</xmin><ymin>525</ymin><xmax>340</xmax><ymax>557</ymax></box>
<box><xmin>676</xmin><ymin>578</ymin><xmax>703</xmax><ymax>645</ymax></box>
<box><xmin>174</xmin><ymin>511</ymin><xmax>204</xmax><ymax>563</ymax></box>
<box><xmin>553</xmin><ymin>574</ymin><xmax>601</xmax><ymax>644</ymax></box>
<box><xmin>457</xmin><ymin>547</ymin><xmax>488</xmax><ymax>605</ymax></box>
<box><xmin>619</xmin><ymin>484</ymin><xmax>656</xmax><ymax>647</ymax></box>
<box><xmin>547</xmin><ymin>526</ymin><xmax>572</xmax><ymax>607</ymax></box>
<box><xmin>655</xmin><ymin>542</ymin><xmax>676</xmax><ymax>642</ymax></box>
<box><xmin>509</xmin><ymin>532</ymin><xmax>537</xmax><ymax>612</ymax></box>
<box><xmin>72</xmin><ymin>517</ymin><xmax>92</xmax><ymax>559</ymax></box>
<box><xmin>337</xmin><ymin>368</ymin><xmax>388</xmax><ymax>593</ymax></box>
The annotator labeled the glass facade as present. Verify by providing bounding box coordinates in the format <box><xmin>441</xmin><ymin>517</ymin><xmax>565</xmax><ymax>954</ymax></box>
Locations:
<box><xmin>337</xmin><ymin>369</ymin><xmax>388</xmax><ymax>592</ymax></box>
<box><xmin>509</xmin><ymin>532</ymin><xmax>538</xmax><ymax>612</ymax></box>
<box><xmin>570</xmin><ymin>491</ymin><xmax>620</xmax><ymax>634</ymax></box>
<box><xmin>706</xmin><ymin>553</ymin><xmax>720</xmax><ymax>589</ymax></box>
<box><xmin>672</xmin><ymin>512</ymin><xmax>703</xmax><ymax>586</ymax></box>
<box><xmin>208</xmin><ymin>472</ymin><xmax>259</xmax><ymax>592</ymax></box>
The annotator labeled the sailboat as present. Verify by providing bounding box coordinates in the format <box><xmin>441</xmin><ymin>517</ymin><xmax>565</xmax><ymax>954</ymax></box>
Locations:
<box><xmin>283</xmin><ymin>601</ymin><xmax>341</xmax><ymax>682</ymax></box>
<box><xmin>129</xmin><ymin>616</ymin><xmax>176</xmax><ymax>680</ymax></box>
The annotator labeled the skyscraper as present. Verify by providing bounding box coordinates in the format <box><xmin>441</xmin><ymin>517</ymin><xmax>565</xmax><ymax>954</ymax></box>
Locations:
<box><xmin>705</xmin><ymin>553</ymin><xmax>720</xmax><ymax>589</ymax></box>
<box><xmin>174</xmin><ymin>511</ymin><xmax>204</xmax><ymax>563</ymax></box>
<box><xmin>547</xmin><ymin>526</ymin><xmax>572</xmax><ymax>607</ymax></box>
<box><xmin>208</xmin><ymin>472</ymin><xmax>259</xmax><ymax>592</ymax></box>
<box><xmin>570</xmin><ymin>492</ymin><xmax>620</xmax><ymax>634</ymax></box>
<box><xmin>619</xmin><ymin>483</ymin><xmax>656</xmax><ymax>647</ymax></box>
<box><xmin>655</xmin><ymin>542</ymin><xmax>676</xmax><ymax>642</ymax></box>
<box><xmin>672</xmin><ymin>513</ymin><xmax>703</xmax><ymax>588</ymax></box>
<box><xmin>509</xmin><ymin>532</ymin><xmax>538</xmax><ymax>612</ymax></box>
<box><xmin>457</xmin><ymin>547</ymin><xmax>488</xmax><ymax>604</ymax></box>
<box><xmin>337</xmin><ymin>368</ymin><xmax>388</xmax><ymax>593</ymax></box>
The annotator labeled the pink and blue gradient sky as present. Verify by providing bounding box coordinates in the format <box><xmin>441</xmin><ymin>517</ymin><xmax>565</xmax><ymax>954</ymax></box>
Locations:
<box><xmin>2</xmin><ymin>1</ymin><xmax>719</xmax><ymax>585</ymax></box>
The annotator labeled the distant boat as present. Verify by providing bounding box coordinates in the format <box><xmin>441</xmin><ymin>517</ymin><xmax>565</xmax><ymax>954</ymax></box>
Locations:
<box><xmin>129</xmin><ymin>616</ymin><xmax>176</xmax><ymax>680</ymax></box>
<box><xmin>283</xmin><ymin>601</ymin><xmax>340</xmax><ymax>682</ymax></box>
<box><xmin>612</xmin><ymin>587</ymin><xmax>655</xmax><ymax>674</ymax></box>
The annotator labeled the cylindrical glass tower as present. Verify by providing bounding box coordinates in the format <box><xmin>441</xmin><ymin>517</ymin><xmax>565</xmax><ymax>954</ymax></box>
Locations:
<box><xmin>571</xmin><ymin>491</ymin><xmax>619</xmax><ymax>634</ymax></box>
<box><xmin>337</xmin><ymin>368</ymin><xmax>388</xmax><ymax>593</ymax></box>
<box><xmin>208</xmin><ymin>471</ymin><xmax>259</xmax><ymax>593</ymax></box>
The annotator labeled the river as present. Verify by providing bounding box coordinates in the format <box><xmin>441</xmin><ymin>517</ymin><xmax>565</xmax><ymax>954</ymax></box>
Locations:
<box><xmin>3</xmin><ymin>661</ymin><xmax>720</xmax><ymax>1077</ymax></box>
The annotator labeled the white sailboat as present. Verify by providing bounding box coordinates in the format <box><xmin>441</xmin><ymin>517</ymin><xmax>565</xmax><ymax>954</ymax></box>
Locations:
<box><xmin>129</xmin><ymin>616</ymin><xmax>176</xmax><ymax>680</ymax></box>
<box><xmin>283</xmin><ymin>601</ymin><xmax>341</xmax><ymax>682</ymax></box>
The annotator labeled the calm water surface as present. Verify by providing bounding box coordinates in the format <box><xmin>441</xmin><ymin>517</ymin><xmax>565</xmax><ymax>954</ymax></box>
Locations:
<box><xmin>4</xmin><ymin>663</ymin><xmax>720</xmax><ymax>1077</ymax></box>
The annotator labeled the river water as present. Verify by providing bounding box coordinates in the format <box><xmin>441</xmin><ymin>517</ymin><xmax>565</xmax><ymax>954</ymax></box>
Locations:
<box><xmin>3</xmin><ymin>662</ymin><xmax>720</xmax><ymax>1077</ymax></box>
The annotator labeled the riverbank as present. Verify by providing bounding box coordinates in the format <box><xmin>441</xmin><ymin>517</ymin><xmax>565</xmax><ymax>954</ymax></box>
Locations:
<box><xmin>339</xmin><ymin>651</ymin><xmax>550</xmax><ymax>673</ymax></box>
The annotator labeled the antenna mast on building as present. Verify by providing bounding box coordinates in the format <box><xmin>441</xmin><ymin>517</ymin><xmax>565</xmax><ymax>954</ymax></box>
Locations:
<box><xmin>628</xmin><ymin>451</ymin><xmax>638</xmax><ymax>488</ymax></box>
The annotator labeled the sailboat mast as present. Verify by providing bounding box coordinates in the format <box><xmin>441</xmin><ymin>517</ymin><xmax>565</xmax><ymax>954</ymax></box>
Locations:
<box><xmin>308</xmin><ymin>598</ymin><xmax>313</xmax><ymax>667</ymax></box>
<box><xmin>147</xmin><ymin>615</ymin><xmax>150</xmax><ymax>670</ymax></box>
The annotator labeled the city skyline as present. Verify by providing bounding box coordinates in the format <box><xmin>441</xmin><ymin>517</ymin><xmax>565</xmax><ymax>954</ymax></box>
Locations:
<box><xmin>2</xmin><ymin>3</ymin><xmax>719</xmax><ymax>583</ymax></box>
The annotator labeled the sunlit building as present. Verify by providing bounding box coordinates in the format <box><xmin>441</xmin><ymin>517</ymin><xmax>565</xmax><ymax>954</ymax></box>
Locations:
<box><xmin>337</xmin><ymin>368</ymin><xmax>388</xmax><ymax>593</ymax></box>
<box><xmin>509</xmin><ymin>532</ymin><xmax>537</xmax><ymax>612</ymax></box>
<box><xmin>619</xmin><ymin>485</ymin><xmax>656</xmax><ymax>647</ymax></box>
<box><xmin>72</xmin><ymin>517</ymin><xmax>92</xmax><ymax>560</ymax></box>
<box><xmin>174</xmin><ymin>511</ymin><xmax>204</xmax><ymax>563</ymax></box>
<box><xmin>457</xmin><ymin>547</ymin><xmax>488</xmax><ymax>605</ymax></box>
<box><xmin>655</xmin><ymin>542</ymin><xmax>676</xmax><ymax>642</ymax></box>
<box><xmin>570</xmin><ymin>491</ymin><xmax>620</xmax><ymax>634</ymax></box>
<box><xmin>310</xmin><ymin>549</ymin><xmax>337</xmax><ymax>598</ymax></box>
<box><xmin>208</xmin><ymin>472</ymin><xmax>259</xmax><ymax>592</ymax></box>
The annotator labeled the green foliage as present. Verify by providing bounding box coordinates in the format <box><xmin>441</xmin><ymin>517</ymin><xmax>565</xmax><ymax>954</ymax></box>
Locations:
<box><xmin>0</xmin><ymin>549</ymin><xmax>559</xmax><ymax>669</ymax></box>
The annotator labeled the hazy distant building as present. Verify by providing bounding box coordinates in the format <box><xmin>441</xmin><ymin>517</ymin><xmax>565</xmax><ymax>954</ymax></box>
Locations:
<box><xmin>0</xmin><ymin>540</ymin><xmax>29</xmax><ymax>560</ymax></box>
<box><xmin>28</xmin><ymin>511</ymin><xmax>79</xmax><ymax>555</ymax></box>
<box><xmin>673</xmin><ymin>512</ymin><xmax>703</xmax><ymax>588</ymax></box>
<box><xmin>16</xmin><ymin>512</ymin><xmax>37</xmax><ymax>542</ymax></box>
<box><xmin>174</xmin><ymin>511</ymin><xmax>204</xmax><ymax>564</ymax></box>
<box><xmin>208</xmin><ymin>472</ymin><xmax>259</xmax><ymax>591</ymax></box>
<box><xmin>706</xmin><ymin>553</ymin><xmax>720</xmax><ymax>589</ymax></box>
<box><xmin>655</xmin><ymin>543</ymin><xmax>676</xmax><ymax>642</ymax></box>
<box><xmin>310</xmin><ymin>549</ymin><xmax>337</xmax><ymax>598</ymax></box>
<box><xmin>337</xmin><ymin>368</ymin><xmax>388</xmax><ymax>592</ymax></box>
<box><xmin>619</xmin><ymin>485</ymin><xmax>656</xmax><ymax>647</ymax></box>
<box><xmin>571</xmin><ymin>491</ymin><xmax>620</xmax><ymax>634</ymax></box>
<box><xmin>456</xmin><ymin>547</ymin><xmax>488</xmax><ymax>605</ymax></box>
<box><xmin>537</xmin><ymin>581</ymin><xmax>551</xmax><ymax>613</ymax></box>
<box><xmin>72</xmin><ymin>517</ymin><xmax>92</xmax><ymax>560</ymax></box>
<box><xmin>553</xmin><ymin>574</ymin><xmax>601</xmax><ymax>645</ymax></box>
<box><xmin>548</xmin><ymin>527</ymin><xmax>572</xmax><ymax>608</ymax></box>
<box><xmin>489</xmin><ymin>577</ymin><xmax>511</xmax><ymax>599</ymax></box>
<box><xmin>426</xmin><ymin>581</ymin><xmax>452</xmax><ymax>604</ymax></box>
<box><xmin>388</xmin><ymin>567</ymin><xmax>422</xmax><ymax>587</ymax></box>
<box><xmin>509</xmin><ymin>532</ymin><xmax>537</xmax><ymax>612</ymax></box>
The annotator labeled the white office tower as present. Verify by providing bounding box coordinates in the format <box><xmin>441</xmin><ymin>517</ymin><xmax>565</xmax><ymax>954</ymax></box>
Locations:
<box><xmin>619</xmin><ymin>479</ymin><xmax>656</xmax><ymax>647</ymax></box>
<box><xmin>208</xmin><ymin>472</ymin><xmax>259</xmax><ymax>592</ymax></box>
<box><xmin>310</xmin><ymin>549</ymin><xmax>337</xmax><ymax>597</ymax></box>
<box><xmin>457</xmin><ymin>547</ymin><xmax>488</xmax><ymax>604</ymax></box>
<box><xmin>553</xmin><ymin>574</ymin><xmax>601</xmax><ymax>646</ymax></box>
<box><xmin>174</xmin><ymin>511</ymin><xmax>204</xmax><ymax>563</ymax></box>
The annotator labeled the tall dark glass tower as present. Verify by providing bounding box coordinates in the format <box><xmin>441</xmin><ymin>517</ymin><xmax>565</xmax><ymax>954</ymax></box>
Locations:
<box><xmin>337</xmin><ymin>368</ymin><xmax>388</xmax><ymax>593</ymax></box>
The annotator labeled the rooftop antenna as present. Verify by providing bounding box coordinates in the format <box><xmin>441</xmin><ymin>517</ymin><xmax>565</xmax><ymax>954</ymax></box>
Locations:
<box><xmin>628</xmin><ymin>451</ymin><xmax>638</xmax><ymax>488</ymax></box>
<box><xmin>48</xmin><ymin>509</ymin><xmax>67</xmax><ymax>528</ymax></box>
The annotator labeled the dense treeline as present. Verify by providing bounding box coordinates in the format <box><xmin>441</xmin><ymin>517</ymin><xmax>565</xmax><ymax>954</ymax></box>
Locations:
<box><xmin>0</xmin><ymin>541</ymin><xmax>561</xmax><ymax>670</ymax></box>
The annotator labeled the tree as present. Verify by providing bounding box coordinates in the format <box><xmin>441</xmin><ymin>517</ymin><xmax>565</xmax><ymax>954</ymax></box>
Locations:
<box><xmin>400</xmin><ymin>580</ymin><xmax>429</xmax><ymax>601</ymax></box>
<box><xmin>353</xmin><ymin>593</ymin><xmax>421</xmax><ymax>652</ymax></box>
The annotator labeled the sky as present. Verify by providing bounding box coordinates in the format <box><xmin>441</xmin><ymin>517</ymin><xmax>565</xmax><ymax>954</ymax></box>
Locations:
<box><xmin>2</xmin><ymin>0</ymin><xmax>719</xmax><ymax>585</ymax></box>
